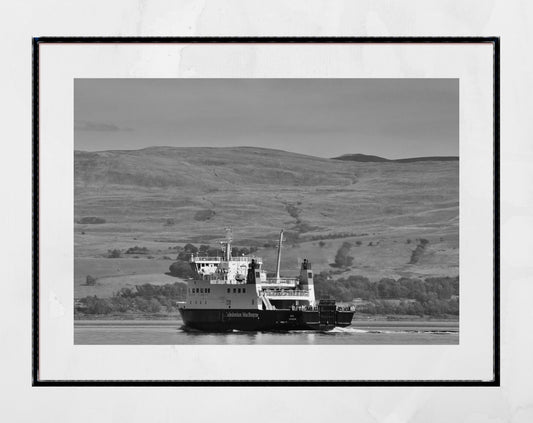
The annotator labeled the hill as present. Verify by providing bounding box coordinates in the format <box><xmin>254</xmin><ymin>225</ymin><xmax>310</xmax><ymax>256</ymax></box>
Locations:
<box><xmin>74</xmin><ymin>146</ymin><xmax>459</xmax><ymax>296</ymax></box>
<box><xmin>76</xmin><ymin>146</ymin><xmax>354</xmax><ymax>189</ymax></box>
<box><xmin>332</xmin><ymin>153</ymin><xmax>390</xmax><ymax>162</ymax></box>
<box><xmin>332</xmin><ymin>153</ymin><xmax>459</xmax><ymax>163</ymax></box>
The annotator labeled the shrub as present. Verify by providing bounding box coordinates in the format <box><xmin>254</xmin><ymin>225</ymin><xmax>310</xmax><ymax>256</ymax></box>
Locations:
<box><xmin>194</xmin><ymin>209</ymin><xmax>215</xmax><ymax>221</ymax></box>
<box><xmin>285</xmin><ymin>204</ymin><xmax>300</xmax><ymax>218</ymax></box>
<box><xmin>110</xmin><ymin>296</ymin><xmax>131</xmax><ymax>313</ymax></box>
<box><xmin>107</xmin><ymin>249</ymin><xmax>121</xmax><ymax>258</ymax></box>
<box><xmin>86</xmin><ymin>275</ymin><xmax>97</xmax><ymax>286</ymax></box>
<box><xmin>334</xmin><ymin>242</ymin><xmax>354</xmax><ymax>267</ymax></box>
<box><xmin>126</xmin><ymin>246</ymin><xmax>149</xmax><ymax>255</ymax></box>
<box><xmin>409</xmin><ymin>239</ymin><xmax>430</xmax><ymax>264</ymax></box>
<box><xmin>82</xmin><ymin>296</ymin><xmax>113</xmax><ymax>314</ymax></box>
<box><xmin>169</xmin><ymin>261</ymin><xmax>194</xmax><ymax>278</ymax></box>
<box><xmin>183</xmin><ymin>243</ymin><xmax>198</xmax><ymax>254</ymax></box>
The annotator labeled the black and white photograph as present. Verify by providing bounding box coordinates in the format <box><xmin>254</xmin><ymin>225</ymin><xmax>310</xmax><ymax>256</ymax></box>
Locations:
<box><xmin>73</xmin><ymin>78</ymin><xmax>460</xmax><ymax>345</ymax></box>
<box><xmin>33</xmin><ymin>38</ymin><xmax>497</xmax><ymax>385</ymax></box>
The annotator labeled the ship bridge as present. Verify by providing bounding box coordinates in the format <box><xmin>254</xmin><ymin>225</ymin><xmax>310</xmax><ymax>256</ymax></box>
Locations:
<box><xmin>191</xmin><ymin>255</ymin><xmax>263</xmax><ymax>264</ymax></box>
<box><xmin>190</xmin><ymin>253</ymin><xmax>264</xmax><ymax>279</ymax></box>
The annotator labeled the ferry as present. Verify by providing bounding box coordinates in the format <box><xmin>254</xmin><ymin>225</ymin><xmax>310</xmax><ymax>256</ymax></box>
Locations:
<box><xmin>177</xmin><ymin>229</ymin><xmax>355</xmax><ymax>331</ymax></box>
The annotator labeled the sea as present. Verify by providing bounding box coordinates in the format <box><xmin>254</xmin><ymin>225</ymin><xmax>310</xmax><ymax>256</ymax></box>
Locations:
<box><xmin>74</xmin><ymin>319</ymin><xmax>458</xmax><ymax>345</ymax></box>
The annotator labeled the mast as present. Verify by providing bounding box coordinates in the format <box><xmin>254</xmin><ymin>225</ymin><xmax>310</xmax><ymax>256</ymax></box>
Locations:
<box><xmin>275</xmin><ymin>229</ymin><xmax>284</xmax><ymax>281</ymax></box>
<box><xmin>224</xmin><ymin>227</ymin><xmax>233</xmax><ymax>261</ymax></box>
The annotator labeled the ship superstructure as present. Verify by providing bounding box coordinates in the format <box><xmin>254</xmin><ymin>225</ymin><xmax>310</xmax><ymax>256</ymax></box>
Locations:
<box><xmin>178</xmin><ymin>229</ymin><xmax>354</xmax><ymax>331</ymax></box>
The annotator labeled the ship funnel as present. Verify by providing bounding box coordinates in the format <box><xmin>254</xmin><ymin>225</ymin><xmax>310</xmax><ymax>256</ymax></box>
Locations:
<box><xmin>247</xmin><ymin>259</ymin><xmax>258</xmax><ymax>285</ymax></box>
<box><xmin>275</xmin><ymin>229</ymin><xmax>284</xmax><ymax>281</ymax></box>
<box><xmin>300</xmin><ymin>259</ymin><xmax>314</xmax><ymax>286</ymax></box>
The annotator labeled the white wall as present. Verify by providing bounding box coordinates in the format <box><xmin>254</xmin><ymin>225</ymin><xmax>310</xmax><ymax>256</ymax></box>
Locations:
<box><xmin>2</xmin><ymin>1</ymin><xmax>532</xmax><ymax>422</ymax></box>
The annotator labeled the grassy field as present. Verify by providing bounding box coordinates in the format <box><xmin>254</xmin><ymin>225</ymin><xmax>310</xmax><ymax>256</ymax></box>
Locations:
<box><xmin>74</xmin><ymin>147</ymin><xmax>458</xmax><ymax>299</ymax></box>
<box><xmin>75</xmin><ymin>258</ymin><xmax>183</xmax><ymax>298</ymax></box>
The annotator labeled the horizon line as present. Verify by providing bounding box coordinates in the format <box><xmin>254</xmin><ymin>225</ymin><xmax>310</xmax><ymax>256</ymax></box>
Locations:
<box><xmin>74</xmin><ymin>145</ymin><xmax>459</xmax><ymax>161</ymax></box>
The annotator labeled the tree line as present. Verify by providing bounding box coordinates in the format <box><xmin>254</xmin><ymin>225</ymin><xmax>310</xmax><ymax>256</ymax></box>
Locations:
<box><xmin>314</xmin><ymin>273</ymin><xmax>459</xmax><ymax>317</ymax></box>
<box><xmin>76</xmin><ymin>282</ymin><xmax>187</xmax><ymax>316</ymax></box>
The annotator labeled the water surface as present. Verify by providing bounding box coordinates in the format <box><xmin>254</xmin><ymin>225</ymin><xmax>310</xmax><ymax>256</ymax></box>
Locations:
<box><xmin>74</xmin><ymin>319</ymin><xmax>458</xmax><ymax>345</ymax></box>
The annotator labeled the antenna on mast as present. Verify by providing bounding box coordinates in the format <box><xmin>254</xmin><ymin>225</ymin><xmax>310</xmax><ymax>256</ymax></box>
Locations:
<box><xmin>224</xmin><ymin>227</ymin><xmax>233</xmax><ymax>260</ymax></box>
<box><xmin>275</xmin><ymin>229</ymin><xmax>284</xmax><ymax>281</ymax></box>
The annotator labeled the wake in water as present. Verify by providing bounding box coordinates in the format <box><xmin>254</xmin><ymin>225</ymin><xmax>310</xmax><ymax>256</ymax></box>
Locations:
<box><xmin>326</xmin><ymin>326</ymin><xmax>458</xmax><ymax>335</ymax></box>
<box><xmin>177</xmin><ymin>324</ymin><xmax>458</xmax><ymax>337</ymax></box>
<box><xmin>326</xmin><ymin>327</ymin><xmax>369</xmax><ymax>334</ymax></box>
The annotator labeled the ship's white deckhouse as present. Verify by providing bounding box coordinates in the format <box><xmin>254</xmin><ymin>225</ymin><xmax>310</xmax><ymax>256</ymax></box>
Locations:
<box><xmin>183</xmin><ymin>229</ymin><xmax>316</xmax><ymax>311</ymax></box>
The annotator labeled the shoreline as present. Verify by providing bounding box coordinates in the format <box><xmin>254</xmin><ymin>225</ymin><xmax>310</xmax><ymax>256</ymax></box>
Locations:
<box><xmin>74</xmin><ymin>312</ymin><xmax>458</xmax><ymax>322</ymax></box>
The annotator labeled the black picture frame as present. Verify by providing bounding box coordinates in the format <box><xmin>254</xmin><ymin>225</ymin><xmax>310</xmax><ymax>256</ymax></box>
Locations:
<box><xmin>32</xmin><ymin>36</ymin><xmax>500</xmax><ymax>387</ymax></box>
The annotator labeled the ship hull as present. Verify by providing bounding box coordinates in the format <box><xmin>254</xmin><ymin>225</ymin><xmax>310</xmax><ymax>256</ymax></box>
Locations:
<box><xmin>179</xmin><ymin>308</ymin><xmax>354</xmax><ymax>332</ymax></box>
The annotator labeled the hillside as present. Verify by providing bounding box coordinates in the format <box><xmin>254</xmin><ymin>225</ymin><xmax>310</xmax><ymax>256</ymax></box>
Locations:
<box><xmin>332</xmin><ymin>153</ymin><xmax>459</xmax><ymax>163</ymax></box>
<box><xmin>74</xmin><ymin>146</ymin><xmax>459</xmax><ymax>296</ymax></box>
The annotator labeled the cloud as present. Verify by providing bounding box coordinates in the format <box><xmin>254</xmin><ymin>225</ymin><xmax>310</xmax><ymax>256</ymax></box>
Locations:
<box><xmin>74</xmin><ymin>120</ymin><xmax>132</xmax><ymax>132</ymax></box>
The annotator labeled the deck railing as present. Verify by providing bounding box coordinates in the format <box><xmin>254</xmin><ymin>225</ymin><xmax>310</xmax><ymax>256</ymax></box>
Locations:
<box><xmin>191</xmin><ymin>256</ymin><xmax>222</xmax><ymax>262</ymax></box>
<box><xmin>191</xmin><ymin>256</ymin><xmax>262</xmax><ymax>263</ymax></box>
<box><xmin>263</xmin><ymin>289</ymin><xmax>310</xmax><ymax>297</ymax></box>
<box><xmin>264</xmin><ymin>278</ymin><xmax>299</xmax><ymax>285</ymax></box>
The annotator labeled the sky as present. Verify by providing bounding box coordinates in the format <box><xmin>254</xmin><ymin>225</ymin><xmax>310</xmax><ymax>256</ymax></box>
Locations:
<box><xmin>74</xmin><ymin>79</ymin><xmax>458</xmax><ymax>159</ymax></box>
